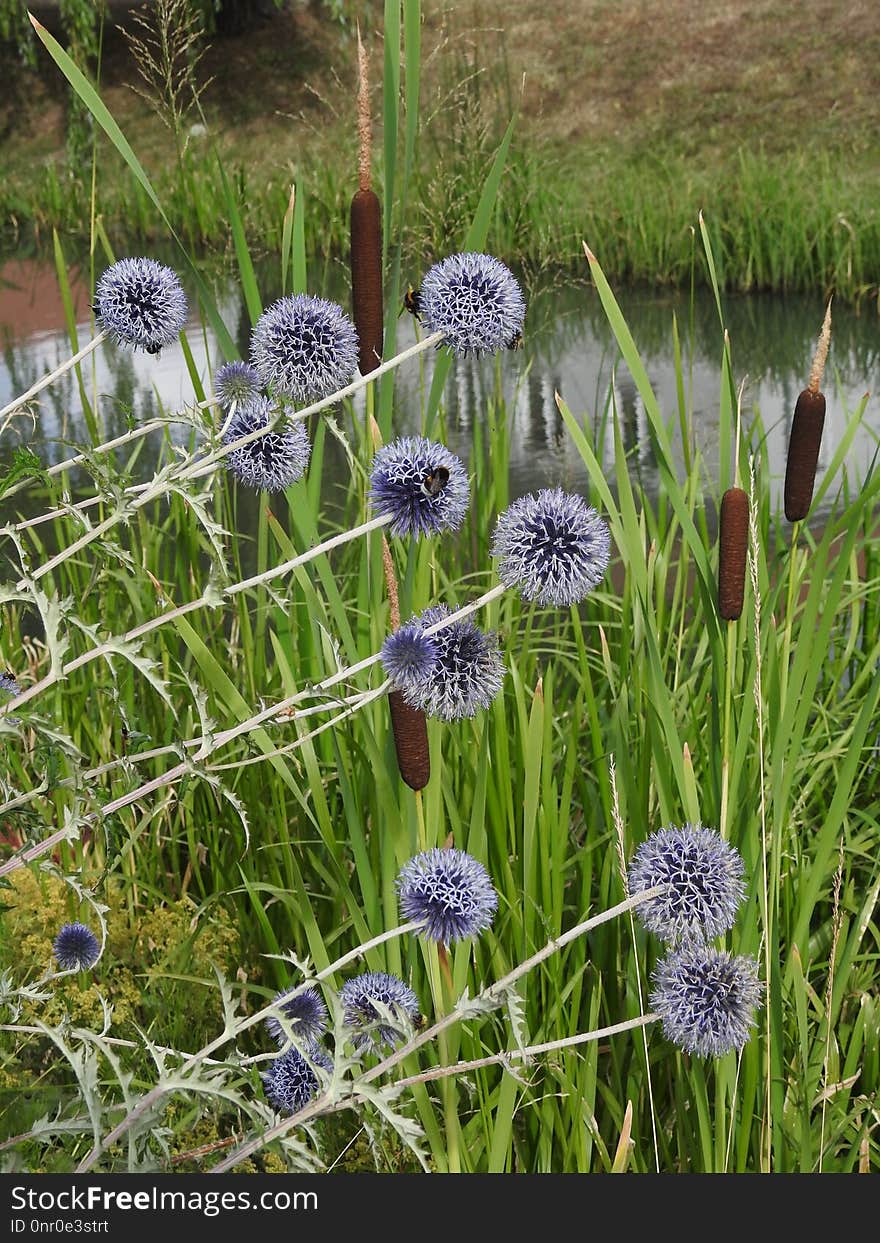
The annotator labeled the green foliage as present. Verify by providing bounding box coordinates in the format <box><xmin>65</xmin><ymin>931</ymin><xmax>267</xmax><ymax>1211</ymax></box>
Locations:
<box><xmin>1</xmin><ymin>0</ymin><xmax>878</xmax><ymax>1176</ymax></box>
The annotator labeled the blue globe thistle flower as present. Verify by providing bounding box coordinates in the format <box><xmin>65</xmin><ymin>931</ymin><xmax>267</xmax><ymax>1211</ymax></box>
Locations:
<box><xmin>264</xmin><ymin>986</ymin><xmax>329</xmax><ymax>1047</ymax></box>
<box><xmin>369</xmin><ymin>437</ymin><xmax>470</xmax><ymax>538</ymax></box>
<box><xmin>261</xmin><ymin>1044</ymin><xmax>332</xmax><ymax>1116</ymax></box>
<box><xmin>0</xmin><ymin>672</ymin><xmax>20</xmax><ymax>697</ymax></box>
<box><xmin>94</xmin><ymin>257</ymin><xmax>188</xmax><ymax>355</ymax></box>
<box><xmin>340</xmin><ymin>971</ymin><xmax>421</xmax><ymax>1052</ymax></box>
<box><xmin>651</xmin><ymin>943</ymin><xmax>763</xmax><ymax>1058</ymax></box>
<box><xmin>418</xmin><ymin>252</ymin><xmax>526</xmax><ymax>357</ymax></box>
<box><xmin>627</xmin><ymin>824</ymin><xmax>747</xmax><ymax>944</ymax></box>
<box><xmin>393</xmin><ymin>605</ymin><xmax>505</xmax><ymax>721</ymax></box>
<box><xmin>250</xmin><ymin>294</ymin><xmax>359</xmax><ymax>403</ymax></box>
<box><xmin>380</xmin><ymin>620</ymin><xmax>439</xmax><ymax>694</ymax></box>
<box><xmin>53</xmin><ymin>922</ymin><xmax>100</xmax><ymax>971</ymax></box>
<box><xmin>491</xmin><ymin>489</ymin><xmax>611</xmax><ymax>607</ymax></box>
<box><xmin>214</xmin><ymin>360</ymin><xmax>261</xmax><ymax>410</ymax></box>
<box><xmin>221</xmin><ymin>395</ymin><xmax>311</xmax><ymax>492</ymax></box>
<box><xmin>397</xmin><ymin>848</ymin><xmax>499</xmax><ymax>944</ymax></box>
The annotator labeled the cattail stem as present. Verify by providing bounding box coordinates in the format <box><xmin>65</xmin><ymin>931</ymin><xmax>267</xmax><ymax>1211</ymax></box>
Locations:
<box><xmin>718</xmin><ymin>486</ymin><xmax>749</xmax><ymax>620</ymax></box>
<box><xmin>0</xmin><ymin>331</ymin><xmax>108</xmax><ymax>422</ymax></box>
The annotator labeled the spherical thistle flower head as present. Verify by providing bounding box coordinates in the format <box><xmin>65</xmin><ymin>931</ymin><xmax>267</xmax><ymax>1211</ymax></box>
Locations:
<box><xmin>53</xmin><ymin>922</ymin><xmax>100</xmax><ymax>971</ymax></box>
<box><xmin>491</xmin><ymin>489</ymin><xmax>611</xmax><ymax>607</ymax></box>
<box><xmin>651</xmin><ymin>943</ymin><xmax>763</xmax><ymax>1058</ymax></box>
<box><xmin>94</xmin><ymin>257</ymin><xmax>188</xmax><ymax>355</ymax></box>
<box><xmin>214</xmin><ymin>360</ymin><xmax>261</xmax><ymax>410</ymax></box>
<box><xmin>395</xmin><ymin>605</ymin><xmax>505</xmax><ymax>722</ymax></box>
<box><xmin>397</xmin><ymin>848</ymin><xmax>499</xmax><ymax>944</ymax></box>
<box><xmin>340</xmin><ymin>971</ymin><xmax>421</xmax><ymax>1052</ymax></box>
<box><xmin>261</xmin><ymin>1044</ymin><xmax>332</xmax><ymax>1116</ymax></box>
<box><xmin>627</xmin><ymin>823</ymin><xmax>747</xmax><ymax>944</ymax></box>
<box><xmin>250</xmin><ymin>294</ymin><xmax>359</xmax><ymax>403</ymax></box>
<box><xmin>0</xmin><ymin>672</ymin><xmax>20</xmax><ymax>697</ymax></box>
<box><xmin>221</xmin><ymin>395</ymin><xmax>311</xmax><ymax>492</ymax></box>
<box><xmin>380</xmin><ymin>620</ymin><xmax>439</xmax><ymax>694</ymax></box>
<box><xmin>419</xmin><ymin>252</ymin><xmax>526</xmax><ymax>357</ymax></box>
<box><xmin>264</xmin><ymin>986</ymin><xmax>329</xmax><ymax>1047</ymax></box>
<box><xmin>369</xmin><ymin>437</ymin><xmax>470</xmax><ymax>538</ymax></box>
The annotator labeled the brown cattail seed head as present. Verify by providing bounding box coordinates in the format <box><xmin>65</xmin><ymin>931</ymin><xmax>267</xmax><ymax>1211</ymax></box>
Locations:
<box><xmin>718</xmin><ymin>487</ymin><xmax>749</xmax><ymax>620</ymax></box>
<box><xmin>784</xmin><ymin>389</ymin><xmax>826</xmax><ymax>521</ymax></box>
<box><xmin>350</xmin><ymin>188</ymin><xmax>384</xmax><ymax>375</ymax></box>
<box><xmin>388</xmin><ymin>691</ymin><xmax>430</xmax><ymax>791</ymax></box>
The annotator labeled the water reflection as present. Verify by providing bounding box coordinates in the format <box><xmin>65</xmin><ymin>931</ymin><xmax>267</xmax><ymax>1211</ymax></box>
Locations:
<box><xmin>1</xmin><ymin>256</ymin><xmax>877</xmax><ymax>520</ymax></box>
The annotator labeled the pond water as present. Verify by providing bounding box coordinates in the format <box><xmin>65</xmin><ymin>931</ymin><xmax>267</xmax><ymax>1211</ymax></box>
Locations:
<box><xmin>1</xmin><ymin>255</ymin><xmax>878</xmax><ymax>527</ymax></box>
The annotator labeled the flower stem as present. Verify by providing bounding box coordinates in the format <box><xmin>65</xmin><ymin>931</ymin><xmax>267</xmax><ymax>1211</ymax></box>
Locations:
<box><xmin>0</xmin><ymin>331</ymin><xmax>108</xmax><ymax>423</ymax></box>
<box><xmin>393</xmin><ymin>1014</ymin><xmax>659</xmax><ymax>1088</ymax></box>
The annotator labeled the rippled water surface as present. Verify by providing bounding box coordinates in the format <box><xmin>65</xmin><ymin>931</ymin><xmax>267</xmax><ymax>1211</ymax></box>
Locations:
<box><xmin>2</xmin><ymin>256</ymin><xmax>877</xmax><ymax>523</ymax></box>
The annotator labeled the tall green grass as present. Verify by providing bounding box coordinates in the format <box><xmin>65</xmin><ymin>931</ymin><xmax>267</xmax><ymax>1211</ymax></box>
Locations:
<box><xmin>1</xmin><ymin>1</ymin><xmax>879</xmax><ymax>1174</ymax></box>
<box><xmin>3</xmin><ymin>89</ymin><xmax>879</xmax><ymax>304</ymax></box>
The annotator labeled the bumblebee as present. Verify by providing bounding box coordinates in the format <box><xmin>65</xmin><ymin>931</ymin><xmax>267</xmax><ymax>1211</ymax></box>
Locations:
<box><xmin>422</xmin><ymin>465</ymin><xmax>449</xmax><ymax>497</ymax></box>
<box><xmin>507</xmin><ymin>330</ymin><xmax>524</xmax><ymax>351</ymax></box>
<box><xmin>403</xmin><ymin>284</ymin><xmax>422</xmax><ymax>322</ymax></box>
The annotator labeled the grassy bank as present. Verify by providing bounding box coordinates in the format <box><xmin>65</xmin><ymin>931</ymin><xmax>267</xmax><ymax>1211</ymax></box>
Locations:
<box><xmin>2</xmin><ymin>2</ymin><xmax>879</xmax><ymax>300</ymax></box>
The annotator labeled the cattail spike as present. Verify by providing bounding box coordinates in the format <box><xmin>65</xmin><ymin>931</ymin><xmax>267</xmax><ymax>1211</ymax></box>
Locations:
<box><xmin>350</xmin><ymin>28</ymin><xmax>383</xmax><ymax>375</ymax></box>
<box><xmin>388</xmin><ymin>691</ymin><xmax>431</xmax><ymax>790</ymax></box>
<box><xmin>356</xmin><ymin>23</ymin><xmax>371</xmax><ymax>193</ymax></box>
<box><xmin>381</xmin><ymin>535</ymin><xmax>401</xmax><ymax>632</ymax></box>
<box><xmin>784</xmin><ymin>389</ymin><xmax>826</xmax><ymax>521</ymax></box>
<box><xmin>784</xmin><ymin>304</ymin><xmax>831</xmax><ymax>521</ymax></box>
<box><xmin>718</xmin><ymin>487</ymin><xmax>749</xmax><ymax>620</ymax></box>
<box><xmin>808</xmin><ymin>299</ymin><xmax>832</xmax><ymax>396</ymax></box>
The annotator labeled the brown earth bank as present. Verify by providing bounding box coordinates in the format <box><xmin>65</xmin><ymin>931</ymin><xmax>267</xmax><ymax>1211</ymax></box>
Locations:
<box><xmin>5</xmin><ymin>1</ymin><xmax>879</xmax><ymax>188</ymax></box>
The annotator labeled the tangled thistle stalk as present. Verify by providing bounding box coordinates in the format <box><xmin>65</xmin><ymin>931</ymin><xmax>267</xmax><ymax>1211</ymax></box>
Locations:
<box><xmin>0</xmin><ymin>585</ymin><xmax>511</xmax><ymax>877</ymax></box>
<box><xmin>1</xmin><ymin>437</ymin><xmax>468</xmax><ymax>719</ymax></box>
<box><xmin>211</xmin><ymin>882</ymin><xmax>671</xmax><ymax>1173</ymax></box>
